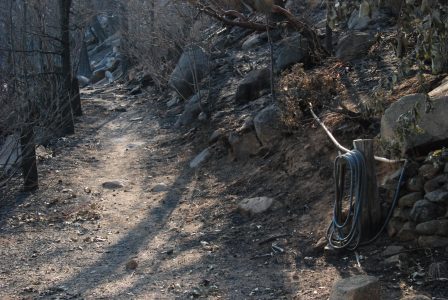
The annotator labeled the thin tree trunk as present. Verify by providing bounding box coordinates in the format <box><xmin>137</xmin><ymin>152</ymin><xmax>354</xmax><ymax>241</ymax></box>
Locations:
<box><xmin>20</xmin><ymin>123</ymin><xmax>38</xmax><ymax>191</ymax></box>
<box><xmin>59</xmin><ymin>0</ymin><xmax>75</xmax><ymax>134</ymax></box>
<box><xmin>71</xmin><ymin>76</ymin><xmax>82</xmax><ymax>116</ymax></box>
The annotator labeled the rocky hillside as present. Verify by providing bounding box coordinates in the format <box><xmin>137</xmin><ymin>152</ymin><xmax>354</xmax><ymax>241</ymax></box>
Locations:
<box><xmin>1</xmin><ymin>0</ymin><xmax>448</xmax><ymax>299</ymax></box>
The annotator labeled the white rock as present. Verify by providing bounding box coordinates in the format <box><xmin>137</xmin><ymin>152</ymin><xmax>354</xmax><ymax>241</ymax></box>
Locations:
<box><xmin>238</xmin><ymin>197</ymin><xmax>275</xmax><ymax>215</ymax></box>
<box><xmin>189</xmin><ymin>148</ymin><xmax>211</xmax><ymax>168</ymax></box>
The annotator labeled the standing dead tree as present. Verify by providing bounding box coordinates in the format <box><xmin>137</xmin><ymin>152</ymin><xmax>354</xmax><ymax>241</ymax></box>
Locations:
<box><xmin>0</xmin><ymin>0</ymin><xmax>81</xmax><ymax>192</ymax></box>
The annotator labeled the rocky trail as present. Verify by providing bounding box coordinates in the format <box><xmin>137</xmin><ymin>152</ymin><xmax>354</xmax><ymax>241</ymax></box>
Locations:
<box><xmin>0</xmin><ymin>84</ymin><xmax>446</xmax><ymax>299</ymax></box>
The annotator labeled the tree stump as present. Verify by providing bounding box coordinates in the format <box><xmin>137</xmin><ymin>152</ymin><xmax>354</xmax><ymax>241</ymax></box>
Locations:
<box><xmin>353</xmin><ymin>139</ymin><xmax>381</xmax><ymax>239</ymax></box>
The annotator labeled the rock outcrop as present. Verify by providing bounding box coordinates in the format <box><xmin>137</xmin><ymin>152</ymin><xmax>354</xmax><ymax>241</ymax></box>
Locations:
<box><xmin>381</xmin><ymin>94</ymin><xmax>448</xmax><ymax>154</ymax></box>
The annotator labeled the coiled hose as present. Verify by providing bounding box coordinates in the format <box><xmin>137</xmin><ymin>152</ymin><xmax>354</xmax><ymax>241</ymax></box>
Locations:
<box><xmin>326</xmin><ymin>150</ymin><xmax>408</xmax><ymax>250</ymax></box>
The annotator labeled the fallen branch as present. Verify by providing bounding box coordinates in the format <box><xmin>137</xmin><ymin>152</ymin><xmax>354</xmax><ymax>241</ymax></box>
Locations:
<box><xmin>190</xmin><ymin>1</ymin><xmax>327</xmax><ymax>60</ymax></box>
<box><xmin>309</xmin><ymin>103</ymin><xmax>405</xmax><ymax>164</ymax></box>
<box><xmin>258</xmin><ymin>233</ymin><xmax>290</xmax><ymax>245</ymax></box>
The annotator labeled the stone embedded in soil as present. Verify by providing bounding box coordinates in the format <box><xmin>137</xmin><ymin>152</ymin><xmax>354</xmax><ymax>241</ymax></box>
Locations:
<box><xmin>329</xmin><ymin>275</ymin><xmax>380</xmax><ymax>300</ymax></box>
<box><xmin>235</xmin><ymin>68</ymin><xmax>270</xmax><ymax>105</ymax></box>
<box><xmin>381</xmin><ymin>245</ymin><xmax>404</xmax><ymax>257</ymax></box>
<box><xmin>398</xmin><ymin>192</ymin><xmax>423</xmax><ymax>208</ymax></box>
<box><xmin>151</xmin><ymin>183</ymin><xmax>169</xmax><ymax>193</ymax></box>
<box><xmin>407</xmin><ymin>176</ymin><xmax>424</xmax><ymax>192</ymax></box>
<box><xmin>416</xmin><ymin>219</ymin><xmax>448</xmax><ymax>237</ymax></box>
<box><xmin>189</xmin><ymin>148</ymin><xmax>211</xmax><ymax>168</ymax></box>
<box><xmin>425</xmin><ymin>189</ymin><xmax>448</xmax><ymax>204</ymax></box>
<box><xmin>238</xmin><ymin>197</ymin><xmax>275</xmax><ymax>216</ymax></box>
<box><xmin>254</xmin><ymin>104</ymin><xmax>284</xmax><ymax>148</ymax></box>
<box><xmin>396</xmin><ymin>221</ymin><xmax>417</xmax><ymax>242</ymax></box>
<box><xmin>393</xmin><ymin>207</ymin><xmax>411</xmax><ymax>220</ymax></box>
<box><xmin>209</xmin><ymin>129</ymin><xmax>224</xmax><ymax>144</ymax></box>
<box><xmin>335</xmin><ymin>32</ymin><xmax>375</xmax><ymax>61</ymax></box>
<box><xmin>383</xmin><ymin>253</ymin><xmax>408</xmax><ymax>267</ymax></box>
<box><xmin>418</xmin><ymin>235</ymin><xmax>448</xmax><ymax>248</ymax></box>
<box><xmin>424</xmin><ymin>174</ymin><xmax>448</xmax><ymax>193</ymax></box>
<box><xmin>228</xmin><ymin>131</ymin><xmax>261</xmax><ymax>160</ymax></box>
<box><xmin>102</xmin><ymin>180</ymin><xmax>124</xmax><ymax>189</ymax></box>
<box><xmin>387</xmin><ymin>218</ymin><xmax>404</xmax><ymax>237</ymax></box>
<box><xmin>418</xmin><ymin>163</ymin><xmax>442</xmax><ymax>180</ymax></box>
<box><xmin>401</xmin><ymin>295</ymin><xmax>431</xmax><ymax>300</ymax></box>
<box><xmin>409</xmin><ymin>199</ymin><xmax>442</xmax><ymax>223</ymax></box>
<box><xmin>125</xmin><ymin>259</ymin><xmax>138</xmax><ymax>271</ymax></box>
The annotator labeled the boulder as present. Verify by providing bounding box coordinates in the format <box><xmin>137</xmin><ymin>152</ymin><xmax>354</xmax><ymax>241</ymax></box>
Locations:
<box><xmin>235</xmin><ymin>68</ymin><xmax>270</xmax><ymax>105</ymax></box>
<box><xmin>254</xmin><ymin>105</ymin><xmax>284</xmax><ymax>148</ymax></box>
<box><xmin>425</xmin><ymin>189</ymin><xmax>448</xmax><ymax>204</ymax></box>
<box><xmin>336</xmin><ymin>32</ymin><xmax>375</xmax><ymax>61</ymax></box>
<box><xmin>387</xmin><ymin>218</ymin><xmax>404</xmax><ymax>237</ymax></box>
<box><xmin>175</xmin><ymin>91</ymin><xmax>207</xmax><ymax>127</ymax></box>
<box><xmin>418</xmin><ymin>235</ymin><xmax>448</xmax><ymax>248</ymax></box>
<box><xmin>416</xmin><ymin>220</ymin><xmax>448</xmax><ymax>236</ymax></box>
<box><xmin>238</xmin><ymin>197</ymin><xmax>276</xmax><ymax>216</ymax></box>
<box><xmin>406</xmin><ymin>176</ymin><xmax>424</xmax><ymax>192</ymax></box>
<box><xmin>169</xmin><ymin>46</ymin><xmax>209</xmax><ymax>99</ymax></box>
<box><xmin>410</xmin><ymin>199</ymin><xmax>443</xmax><ymax>223</ymax></box>
<box><xmin>274</xmin><ymin>34</ymin><xmax>310</xmax><ymax>72</ymax></box>
<box><xmin>228</xmin><ymin>131</ymin><xmax>261</xmax><ymax>160</ymax></box>
<box><xmin>393</xmin><ymin>207</ymin><xmax>411</xmax><ymax>220</ymax></box>
<box><xmin>396</xmin><ymin>221</ymin><xmax>417</xmax><ymax>242</ymax></box>
<box><xmin>398</xmin><ymin>192</ymin><xmax>423</xmax><ymax>208</ymax></box>
<box><xmin>419</xmin><ymin>163</ymin><xmax>442</xmax><ymax>180</ymax></box>
<box><xmin>381</xmin><ymin>94</ymin><xmax>448</xmax><ymax>154</ymax></box>
<box><xmin>424</xmin><ymin>174</ymin><xmax>448</xmax><ymax>193</ymax></box>
<box><xmin>329</xmin><ymin>275</ymin><xmax>380</xmax><ymax>300</ymax></box>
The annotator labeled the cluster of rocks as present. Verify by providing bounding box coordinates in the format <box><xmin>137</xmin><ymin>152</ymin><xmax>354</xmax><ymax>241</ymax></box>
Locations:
<box><xmin>386</xmin><ymin>153</ymin><xmax>448</xmax><ymax>248</ymax></box>
<box><xmin>77</xmin><ymin>16</ymin><xmax>125</xmax><ymax>87</ymax></box>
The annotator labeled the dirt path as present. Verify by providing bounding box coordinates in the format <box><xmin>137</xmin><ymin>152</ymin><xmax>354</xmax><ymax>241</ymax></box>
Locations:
<box><xmin>0</xmin><ymin>85</ymin><xmax>300</xmax><ymax>299</ymax></box>
<box><xmin>1</xmin><ymin>85</ymin><xmax>443</xmax><ymax>300</ymax></box>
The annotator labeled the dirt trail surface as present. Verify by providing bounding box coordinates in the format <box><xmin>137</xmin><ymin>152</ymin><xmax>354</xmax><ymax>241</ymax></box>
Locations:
<box><xmin>0</xmin><ymin>86</ymin><xmax>445</xmax><ymax>299</ymax></box>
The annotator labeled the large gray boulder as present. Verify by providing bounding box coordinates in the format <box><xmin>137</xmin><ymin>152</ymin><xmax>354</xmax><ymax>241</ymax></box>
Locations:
<box><xmin>235</xmin><ymin>68</ymin><xmax>270</xmax><ymax>105</ymax></box>
<box><xmin>254</xmin><ymin>105</ymin><xmax>284</xmax><ymax>148</ymax></box>
<box><xmin>409</xmin><ymin>199</ymin><xmax>443</xmax><ymax>223</ymax></box>
<box><xmin>381</xmin><ymin>94</ymin><xmax>448</xmax><ymax>154</ymax></box>
<box><xmin>169</xmin><ymin>46</ymin><xmax>209</xmax><ymax>100</ymax></box>
<box><xmin>274</xmin><ymin>34</ymin><xmax>310</xmax><ymax>72</ymax></box>
<box><xmin>336</xmin><ymin>31</ymin><xmax>375</xmax><ymax>61</ymax></box>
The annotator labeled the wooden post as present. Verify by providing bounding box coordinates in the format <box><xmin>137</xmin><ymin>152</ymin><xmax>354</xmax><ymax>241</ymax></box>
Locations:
<box><xmin>353</xmin><ymin>139</ymin><xmax>381</xmax><ymax>239</ymax></box>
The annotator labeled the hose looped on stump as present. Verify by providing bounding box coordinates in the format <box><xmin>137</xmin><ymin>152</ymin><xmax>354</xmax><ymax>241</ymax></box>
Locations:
<box><xmin>326</xmin><ymin>151</ymin><xmax>408</xmax><ymax>250</ymax></box>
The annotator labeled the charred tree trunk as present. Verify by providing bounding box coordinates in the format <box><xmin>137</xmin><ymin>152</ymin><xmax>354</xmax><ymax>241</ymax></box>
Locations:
<box><xmin>20</xmin><ymin>123</ymin><xmax>38</xmax><ymax>191</ymax></box>
<box><xmin>78</xmin><ymin>40</ymin><xmax>92</xmax><ymax>78</ymax></box>
<box><xmin>59</xmin><ymin>0</ymin><xmax>75</xmax><ymax>134</ymax></box>
<box><xmin>71</xmin><ymin>76</ymin><xmax>82</xmax><ymax>116</ymax></box>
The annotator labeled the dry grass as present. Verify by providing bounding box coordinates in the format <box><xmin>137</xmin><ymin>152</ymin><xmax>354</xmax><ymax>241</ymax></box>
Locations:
<box><xmin>278</xmin><ymin>62</ymin><xmax>349</xmax><ymax>128</ymax></box>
